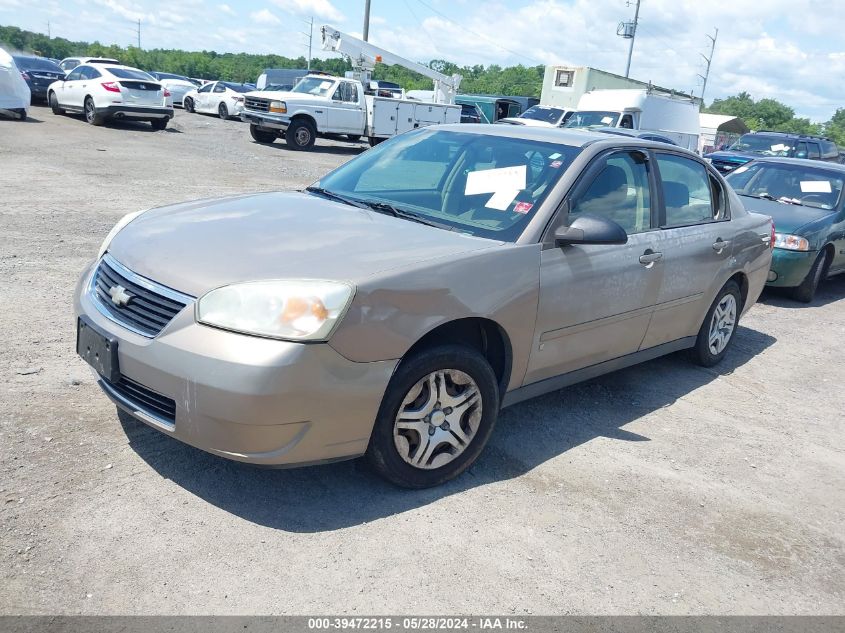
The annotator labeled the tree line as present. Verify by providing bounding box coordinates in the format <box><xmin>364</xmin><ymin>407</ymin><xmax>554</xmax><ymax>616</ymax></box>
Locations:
<box><xmin>2</xmin><ymin>23</ymin><xmax>841</xmax><ymax>144</ymax></box>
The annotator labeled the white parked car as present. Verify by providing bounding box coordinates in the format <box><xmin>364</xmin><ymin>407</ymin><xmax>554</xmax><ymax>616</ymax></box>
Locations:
<box><xmin>58</xmin><ymin>57</ymin><xmax>120</xmax><ymax>73</ymax></box>
<box><xmin>498</xmin><ymin>105</ymin><xmax>574</xmax><ymax>128</ymax></box>
<box><xmin>182</xmin><ymin>81</ymin><xmax>250</xmax><ymax>120</ymax></box>
<box><xmin>148</xmin><ymin>72</ymin><xmax>195</xmax><ymax>107</ymax></box>
<box><xmin>47</xmin><ymin>63</ymin><xmax>174</xmax><ymax>129</ymax></box>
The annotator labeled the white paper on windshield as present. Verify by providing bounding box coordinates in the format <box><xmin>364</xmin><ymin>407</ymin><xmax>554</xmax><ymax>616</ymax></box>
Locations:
<box><xmin>319</xmin><ymin>81</ymin><xmax>332</xmax><ymax>89</ymax></box>
<box><xmin>549</xmin><ymin>152</ymin><xmax>562</xmax><ymax>159</ymax></box>
<box><xmin>800</xmin><ymin>180</ymin><xmax>832</xmax><ymax>193</ymax></box>
<box><xmin>601</xmin><ymin>116</ymin><xmax>614</xmax><ymax>124</ymax></box>
<box><xmin>732</xmin><ymin>165</ymin><xmax>749</xmax><ymax>175</ymax></box>
<box><xmin>465</xmin><ymin>165</ymin><xmax>526</xmax><ymax>210</ymax></box>
<box><xmin>770</xmin><ymin>143</ymin><xmax>788</xmax><ymax>152</ymax></box>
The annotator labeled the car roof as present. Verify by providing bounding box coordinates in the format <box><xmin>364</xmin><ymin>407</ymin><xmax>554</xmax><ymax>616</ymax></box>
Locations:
<box><xmin>433</xmin><ymin>123</ymin><xmax>689</xmax><ymax>152</ymax></box>
<box><xmin>743</xmin><ymin>157</ymin><xmax>845</xmax><ymax>173</ymax></box>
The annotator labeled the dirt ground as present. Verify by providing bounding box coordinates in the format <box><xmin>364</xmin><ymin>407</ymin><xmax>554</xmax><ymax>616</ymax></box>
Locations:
<box><xmin>1</xmin><ymin>105</ymin><xmax>843</xmax><ymax>615</ymax></box>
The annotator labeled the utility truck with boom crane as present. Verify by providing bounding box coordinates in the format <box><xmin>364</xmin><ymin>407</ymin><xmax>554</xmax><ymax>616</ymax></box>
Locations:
<box><xmin>241</xmin><ymin>26</ymin><xmax>462</xmax><ymax>150</ymax></box>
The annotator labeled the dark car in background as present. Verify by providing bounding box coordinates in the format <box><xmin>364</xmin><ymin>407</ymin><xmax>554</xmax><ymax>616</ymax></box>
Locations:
<box><xmin>705</xmin><ymin>131</ymin><xmax>840</xmax><ymax>175</ymax></box>
<box><xmin>12</xmin><ymin>55</ymin><xmax>65</xmax><ymax>102</ymax></box>
<box><xmin>726</xmin><ymin>158</ymin><xmax>845</xmax><ymax>302</ymax></box>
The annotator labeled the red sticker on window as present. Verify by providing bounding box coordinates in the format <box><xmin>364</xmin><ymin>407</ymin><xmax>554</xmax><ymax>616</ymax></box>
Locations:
<box><xmin>514</xmin><ymin>201</ymin><xmax>533</xmax><ymax>214</ymax></box>
<box><xmin>550</xmin><ymin>160</ymin><xmax>563</xmax><ymax>168</ymax></box>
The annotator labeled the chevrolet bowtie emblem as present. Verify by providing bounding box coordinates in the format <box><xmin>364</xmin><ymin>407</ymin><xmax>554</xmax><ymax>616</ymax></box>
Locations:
<box><xmin>109</xmin><ymin>284</ymin><xmax>133</xmax><ymax>307</ymax></box>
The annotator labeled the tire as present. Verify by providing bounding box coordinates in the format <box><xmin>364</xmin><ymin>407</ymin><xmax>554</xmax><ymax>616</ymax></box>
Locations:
<box><xmin>84</xmin><ymin>97</ymin><xmax>104</xmax><ymax>126</ymax></box>
<box><xmin>250</xmin><ymin>124</ymin><xmax>277</xmax><ymax>144</ymax></box>
<box><xmin>690</xmin><ymin>280</ymin><xmax>742</xmax><ymax>367</ymax></box>
<box><xmin>49</xmin><ymin>92</ymin><xmax>64</xmax><ymax>115</ymax></box>
<box><xmin>366</xmin><ymin>344</ymin><xmax>499</xmax><ymax>488</ymax></box>
<box><xmin>790</xmin><ymin>250</ymin><xmax>829</xmax><ymax>303</ymax></box>
<box><xmin>150</xmin><ymin>118</ymin><xmax>168</xmax><ymax>130</ymax></box>
<box><xmin>17</xmin><ymin>109</ymin><xmax>26</xmax><ymax>121</ymax></box>
<box><xmin>285</xmin><ymin>119</ymin><xmax>316</xmax><ymax>151</ymax></box>
<box><xmin>346</xmin><ymin>134</ymin><xmax>361</xmax><ymax>142</ymax></box>
<box><xmin>218</xmin><ymin>102</ymin><xmax>228</xmax><ymax>120</ymax></box>
<box><xmin>368</xmin><ymin>136</ymin><xmax>384</xmax><ymax>147</ymax></box>
<box><xmin>183</xmin><ymin>97</ymin><xmax>194</xmax><ymax>113</ymax></box>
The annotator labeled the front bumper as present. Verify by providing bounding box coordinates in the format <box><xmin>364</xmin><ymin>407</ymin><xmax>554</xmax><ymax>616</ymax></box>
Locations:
<box><xmin>766</xmin><ymin>248</ymin><xmax>816</xmax><ymax>287</ymax></box>
<box><xmin>241</xmin><ymin>110</ymin><xmax>290</xmax><ymax>130</ymax></box>
<box><xmin>96</xmin><ymin>105</ymin><xmax>174</xmax><ymax>120</ymax></box>
<box><xmin>74</xmin><ymin>260</ymin><xmax>397</xmax><ymax>466</ymax></box>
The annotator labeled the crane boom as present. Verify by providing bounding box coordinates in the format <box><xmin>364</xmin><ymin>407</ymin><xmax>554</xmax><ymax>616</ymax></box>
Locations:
<box><xmin>321</xmin><ymin>25</ymin><xmax>462</xmax><ymax>104</ymax></box>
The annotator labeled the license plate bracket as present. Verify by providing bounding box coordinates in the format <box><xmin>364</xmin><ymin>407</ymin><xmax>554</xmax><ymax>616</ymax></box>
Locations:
<box><xmin>77</xmin><ymin>316</ymin><xmax>120</xmax><ymax>383</ymax></box>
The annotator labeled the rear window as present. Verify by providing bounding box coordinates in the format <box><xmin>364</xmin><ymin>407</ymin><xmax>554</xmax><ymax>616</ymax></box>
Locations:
<box><xmin>155</xmin><ymin>72</ymin><xmax>189</xmax><ymax>81</ymax></box>
<box><xmin>106</xmin><ymin>67</ymin><xmax>155</xmax><ymax>81</ymax></box>
<box><xmin>14</xmin><ymin>56</ymin><xmax>62</xmax><ymax>72</ymax></box>
<box><xmin>220</xmin><ymin>82</ymin><xmax>251</xmax><ymax>93</ymax></box>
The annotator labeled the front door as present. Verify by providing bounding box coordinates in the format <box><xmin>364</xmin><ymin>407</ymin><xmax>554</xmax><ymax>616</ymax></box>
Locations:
<box><xmin>59</xmin><ymin>66</ymin><xmax>85</xmax><ymax>109</ymax></box>
<box><xmin>195</xmin><ymin>82</ymin><xmax>214</xmax><ymax>111</ymax></box>
<box><xmin>524</xmin><ymin>149</ymin><xmax>664</xmax><ymax>385</ymax></box>
<box><xmin>327</xmin><ymin>81</ymin><xmax>364</xmax><ymax>134</ymax></box>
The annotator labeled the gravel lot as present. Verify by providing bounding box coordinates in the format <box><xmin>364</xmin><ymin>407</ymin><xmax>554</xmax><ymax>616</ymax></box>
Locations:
<box><xmin>1</xmin><ymin>105</ymin><xmax>843</xmax><ymax>615</ymax></box>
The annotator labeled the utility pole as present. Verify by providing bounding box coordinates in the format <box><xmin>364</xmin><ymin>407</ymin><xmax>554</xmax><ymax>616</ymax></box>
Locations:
<box><xmin>363</xmin><ymin>0</ymin><xmax>371</xmax><ymax>41</ymax></box>
<box><xmin>697</xmin><ymin>27</ymin><xmax>719</xmax><ymax>104</ymax></box>
<box><xmin>624</xmin><ymin>0</ymin><xmax>641</xmax><ymax>78</ymax></box>
<box><xmin>301</xmin><ymin>17</ymin><xmax>314</xmax><ymax>69</ymax></box>
<box><xmin>46</xmin><ymin>21</ymin><xmax>51</xmax><ymax>38</ymax></box>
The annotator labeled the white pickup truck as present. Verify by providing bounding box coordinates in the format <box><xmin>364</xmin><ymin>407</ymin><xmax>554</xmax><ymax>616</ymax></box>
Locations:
<box><xmin>241</xmin><ymin>74</ymin><xmax>461</xmax><ymax>150</ymax></box>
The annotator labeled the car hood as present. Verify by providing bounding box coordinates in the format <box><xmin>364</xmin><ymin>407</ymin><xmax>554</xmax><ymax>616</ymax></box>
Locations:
<box><xmin>107</xmin><ymin>191</ymin><xmax>498</xmax><ymax>297</ymax></box>
<box><xmin>735</xmin><ymin>195</ymin><xmax>835</xmax><ymax>234</ymax></box>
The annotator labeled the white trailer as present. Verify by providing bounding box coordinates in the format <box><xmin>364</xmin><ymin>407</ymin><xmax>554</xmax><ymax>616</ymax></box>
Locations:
<box><xmin>565</xmin><ymin>89</ymin><xmax>700</xmax><ymax>151</ymax></box>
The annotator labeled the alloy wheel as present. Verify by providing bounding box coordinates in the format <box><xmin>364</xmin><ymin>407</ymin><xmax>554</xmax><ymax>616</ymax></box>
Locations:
<box><xmin>393</xmin><ymin>369</ymin><xmax>482</xmax><ymax>470</ymax></box>
<box><xmin>708</xmin><ymin>294</ymin><xmax>737</xmax><ymax>355</ymax></box>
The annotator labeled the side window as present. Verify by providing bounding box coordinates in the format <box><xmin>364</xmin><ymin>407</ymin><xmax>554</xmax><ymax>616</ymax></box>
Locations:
<box><xmin>198</xmin><ymin>83</ymin><xmax>213</xmax><ymax>93</ymax></box>
<box><xmin>619</xmin><ymin>114</ymin><xmax>634</xmax><ymax>129</ymax></box>
<box><xmin>807</xmin><ymin>143</ymin><xmax>821</xmax><ymax>160</ymax></box>
<box><xmin>65</xmin><ymin>68</ymin><xmax>84</xmax><ymax>81</ymax></box>
<box><xmin>213</xmin><ymin>83</ymin><xmax>225</xmax><ymax>93</ymax></box>
<box><xmin>795</xmin><ymin>142</ymin><xmax>808</xmax><ymax>158</ymax></box>
<box><xmin>345</xmin><ymin>82</ymin><xmax>358</xmax><ymax>103</ymax></box>
<box><xmin>569</xmin><ymin>151</ymin><xmax>652</xmax><ymax>234</ymax></box>
<box><xmin>84</xmin><ymin>67</ymin><xmax>101</xmax><ymax>79</ymax></box>
<box><xmin>655</xmin><ymin>153</ymin><xmax>715</xmax><ymax>226</ymax></box>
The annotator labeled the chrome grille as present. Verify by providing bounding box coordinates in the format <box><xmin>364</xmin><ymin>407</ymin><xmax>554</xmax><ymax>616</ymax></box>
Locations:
<box><xmin>91</xmin><ymin>254</ymin><xmax>193</xmax><ymax>337</ymax></box>
<box><xmin>244</xmin><ymin>96</ymin><xmax>270</xmax><ymax>113</ymax></box>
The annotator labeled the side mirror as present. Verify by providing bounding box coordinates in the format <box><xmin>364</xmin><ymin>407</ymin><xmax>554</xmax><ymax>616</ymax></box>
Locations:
<box><xmin>554</xmin><ymin>213</ymin><xmax>628</xmax><ymax>247</ymax></box>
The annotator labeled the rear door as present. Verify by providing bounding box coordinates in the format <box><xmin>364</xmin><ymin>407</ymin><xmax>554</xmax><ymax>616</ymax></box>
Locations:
<box><xmin>524</xmin><ymin>148</ymin><xmax>664</xmax><ymax>385</ymax></box>
<box><xmin>640</xmin><ymin>151</ymin><xmax>736</xmax><ymax>348</ymax></box>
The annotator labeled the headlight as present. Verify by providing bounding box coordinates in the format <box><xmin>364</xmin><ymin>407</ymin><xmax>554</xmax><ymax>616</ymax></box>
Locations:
<box><xmin>196</xmin><ymin>280</ymin><xmax>355</xmax><ymax>341</ymax></box>
<box><xmin>773</xmin><ymin>233</ymin><xmax>809</xmax><ymax>251</ymax></box>
<box><xmin>269</xmin><ymin>100</ymin><xmax>287</xmax><ymax>113</ymax></box>
<box><xmin>97</xmin><ymin>209</ymin><xmax>145</xmax><ymax>259</ymax></box>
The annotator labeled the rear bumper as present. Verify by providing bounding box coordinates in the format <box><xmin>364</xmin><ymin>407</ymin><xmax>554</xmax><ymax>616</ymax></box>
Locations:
<box><xmin>96</xmin><ymin>105</ymin><xmax>174</xmax><ymax>120</ymax></box>
<box><xmin>241</xmin><ymin>111</ymin><xmax>290</xmax><ymax>130</ymax></box>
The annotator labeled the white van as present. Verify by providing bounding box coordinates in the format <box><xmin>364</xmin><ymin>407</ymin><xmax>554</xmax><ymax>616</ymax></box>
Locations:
<box><xmin>565</xmin><ymin>89</ymin><xmax>700</xmax><ymax>152</ymax></box>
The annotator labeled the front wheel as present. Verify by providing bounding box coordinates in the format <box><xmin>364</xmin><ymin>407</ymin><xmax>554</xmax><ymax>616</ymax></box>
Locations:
<box><xmin>49</xmin><ymin>92</ymin><xmax>65</xmax><ymax>115</ymax></box>
<box><xmin>218</xmin><ymin>102</ymin><xmax>229</xmax><ymax>120</ymax></box>
<box><xmin>690</xmin><ymin>280</ymin><xmax>741</xmax><ymax>367</ymax></box>
<box><xmin>250</xmin><ymin>124</ymin><xmax>277</xmax><ymax>144</ymax></box>
<box><xmin>346</xmin><ymin>134</ymin><xmax>361</xmax><ymax>142</ymax></box>
<box><xmin>16</xmin><ymin>108</ymin><xmax>26</xmax><ymax>121</ymax></box>
<box><xmin>368</xmin><ymin>136</ymin><xmax>384</xmax><ymax>147</ymax></box>
<box><xmin>183</xmin><ymin>97</ymin><xmax>194</xmax><ymax>113</ymax></box>
<box><xmin>84</xmin><ymin>97</ymin><xmax>104</xmax><ymax>126</ymax></box>
<box><xmin>150</xmin><ymin>118</ymin><xmax>168</xmax><ymax>130</ymax></box>
<box><xmin>366</xmin><ymin>345</ymin><xmax>499</xmax><ymax>488</ymax></box>
<box><xmin>790</xmin><ymin>250</ymin><xmax>829</xmax><ymax>303</ymax></box>
<box><xmin>285</xmin><ymin>119</ymin><xmax>316</xmax><ymax>150</ymax></box>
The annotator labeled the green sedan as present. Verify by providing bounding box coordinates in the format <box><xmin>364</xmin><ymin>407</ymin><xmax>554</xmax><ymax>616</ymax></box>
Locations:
<box><xmin>726</xmin><ymin>158</ymin><xmax>845</xmax><ymax>302</ymax></box>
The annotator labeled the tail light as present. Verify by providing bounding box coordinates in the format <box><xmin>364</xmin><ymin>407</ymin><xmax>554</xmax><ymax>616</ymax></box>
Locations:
<box><xmin>163</xmin><ymin>88</ymin><xmax>171</xmax><ymax>97</ymax></box>
<box><xmin>101</xmin><ymin>82</ymin><xmax>121</xmax><ymax>93</ymax></box>
<box><xmin>770</xmin><ymin>218</ymin><xmax>776</xmax><ymax>250</ymax></box>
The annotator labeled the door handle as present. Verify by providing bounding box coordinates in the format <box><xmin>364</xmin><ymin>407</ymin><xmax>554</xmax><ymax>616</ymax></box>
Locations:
<box><xmin>639</xmin><ymin>250</ymin><xmax>663</xmax><ymax>266</ymax></box>
<box><xmin>712</xmin><ymin>239</ymin><xmax>731</xmax><ymax>252</ymax></box>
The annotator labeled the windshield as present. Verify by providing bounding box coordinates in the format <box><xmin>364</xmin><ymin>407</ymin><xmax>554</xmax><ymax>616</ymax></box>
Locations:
<box><xmin>520</xmin><ymin>106</ymin><xmax>565</xmax><ymax>124</ymax></box>
<box><xmin>564</xmin><ymin>111</ymin><xmax>620</xmax><ymax>128</ymax></box>
<box><xmin>728</xmin><ymin>134</ymin><xmax>793</xmax><ymax>156</ymax></box>
<box><xmin>291</xmin><ymin>76</ymin><xmax>335</xmax><ymax>97</ymax></box>
<box><xmin>726</xmin><ymin>162</ymin><xmax>844</xmax><ymax>209</ymax></box>
<box><xmin>106</xmin><ymin>67</ymin><xmax>155</xmax><ymax>81</ymax></box>
<box><xmin>313</xmin><ymin>129</ymin><xmax>581</xmax><ymax>241</ymax></box>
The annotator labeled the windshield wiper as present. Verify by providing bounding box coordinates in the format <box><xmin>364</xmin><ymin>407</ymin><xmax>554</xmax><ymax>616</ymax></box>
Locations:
<box><xmin>304</xmin><ymin>186</ymin><xmax>370</xmax><ymax>209</ymax></box>
<box><xmin>359</xmin><ymin>200</ymin><xmax>452</xmax><ymax>230</ymax></box>
<box><xmin>740</xmin><ymin>193</ymin><xmax>804</xmax><ymax>206</ymax></box>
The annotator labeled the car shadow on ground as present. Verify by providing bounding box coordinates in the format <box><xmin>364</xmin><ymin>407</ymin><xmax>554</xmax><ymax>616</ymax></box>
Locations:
<box><xmin>758</xmin><ymin>273</ymin><xmax>845</xmax><ymax>309</ymax></box>
<box><xmin>119</xmin><ymin>324</ymin><xmax>775</xmax><ymax>533</ymax></box>
<box><xmin>254</xmin><ymin>140</ymin><xmax>367</xmax><ymax>156</ymax></box>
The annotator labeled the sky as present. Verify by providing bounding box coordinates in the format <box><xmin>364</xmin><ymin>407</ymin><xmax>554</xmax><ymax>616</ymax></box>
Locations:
<box><xmin>0</xmin><ymin>0</ymin><xmax>842</xmax><ymax>122</ymax></box>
